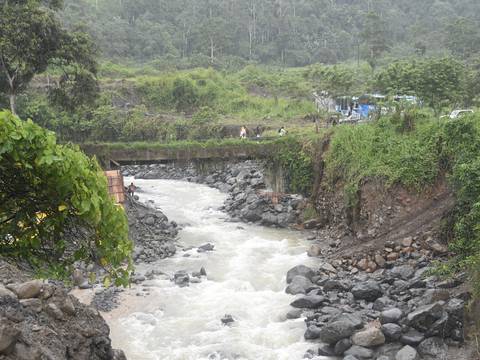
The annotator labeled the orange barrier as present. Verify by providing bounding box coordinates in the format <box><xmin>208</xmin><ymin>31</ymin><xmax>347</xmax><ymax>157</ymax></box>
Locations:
<box><xmin>104</xmin><ymin>170</ymin><xmax>125</xmax><ymax>205</ymax></box>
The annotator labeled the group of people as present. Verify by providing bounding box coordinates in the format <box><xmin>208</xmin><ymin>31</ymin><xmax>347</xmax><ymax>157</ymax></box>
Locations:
<box><xmin>240</xmin><ymin>125</ymin><xmax>263</xmax><ymax>139</ymax></box>
<box><xmin>239</xmin><ymin>126</ymin><xmax>287</xmax><ymax>138</ymax></box>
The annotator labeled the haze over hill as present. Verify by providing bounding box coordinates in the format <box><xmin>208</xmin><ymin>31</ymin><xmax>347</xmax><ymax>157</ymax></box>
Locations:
<box><xmin>62</xmin><ymin>0</ymin><xmax>480</xmax><ymax>67</ymax></box>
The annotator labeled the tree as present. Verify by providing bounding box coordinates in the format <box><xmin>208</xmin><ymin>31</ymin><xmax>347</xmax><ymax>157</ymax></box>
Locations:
<box><xmin>360</xmin><ymin>12</ymin><xmax>389</xmax><ymax>69</ymax></box>
<box><xmin>375</xmin><ymin>60</ymin><xmax>420</xmax><ymax>95</ymax></box>
<box><xmin>307</xmin><ymin>64</ymin><xmax>355</xmax><ymax>97</ymax></box>
<box><xmin>0</xmin><ymin>0</ymin><xmax>98</xmax><ymax>114</ymax></box>
<box><xmin>0</xmin><ymin>111</ymin><xmax>132</xmax><ymax>285</ymax></box>
<box><xmin>445</xmin><ymin>17</ymin><xmax>480</xmax><ymax>59</ymax></box>
<box><xmin>416</xmin><ymin>58</ymin><xmax>466</xmax><ymax>115</ymax></box>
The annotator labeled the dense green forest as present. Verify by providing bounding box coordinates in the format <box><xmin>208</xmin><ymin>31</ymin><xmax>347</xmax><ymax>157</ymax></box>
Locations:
<box><xmin>61</xmin><ymin>0</ymin><xmax>480</xmax><ymax>67</ymax></box>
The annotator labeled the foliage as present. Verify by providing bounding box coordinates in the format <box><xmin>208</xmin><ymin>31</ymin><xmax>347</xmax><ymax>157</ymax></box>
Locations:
<box><xmin>324</xmin><ymin>115</ymin><xmax>444</xmax><ymax>195</ymax></box>
<box><xmin>0</xmin><ymin>0</ymin><xmax>98</xmax><ymax>113</ymax></box>
<box><xmin>360</xmin><ymin>12</ymin><xmax>389</xmax><ymax>69</ymax></box>
<box><xmin>269</xmin><ymin>136</ymin><xmax>315</xmax><ymax>196</ymax></box>
<box><xmin>304</xmin><ymin>64</ymin><xmax>372</xmax><ymax>97</ymax></box>
<box><xmin>445</xmin><ymin>17</ymin><xmax>480</xmax><ymax>59</ymax></box>
<box><xmin>439</xmin><ymin>117</ymin><xmax>480</xmax><ymax>295</ymax></box>
<box><xmin>376</xmin><ymin>57</ymin><xmax>472</xmax><ymax>114</ymax></box>
<box><xmin>192</xmin><ymin>107</ymin><xmax>219</xmax><ymax>125</ymax></box>
<box><xmin>59</xmin><ymin>0</ymin><xmax>480</xmax><ymax>67</ymax></box>
<box><xmin>0</xmin><ymin>111</ymin><xmax>132</xmax><ymax>285</ymax></box>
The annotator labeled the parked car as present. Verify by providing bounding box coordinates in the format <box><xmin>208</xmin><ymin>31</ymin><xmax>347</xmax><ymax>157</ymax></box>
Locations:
<box><xmin>442</xmin><ymin>109</ymin><xmax>475</xmax><ymax>119</ymax></box>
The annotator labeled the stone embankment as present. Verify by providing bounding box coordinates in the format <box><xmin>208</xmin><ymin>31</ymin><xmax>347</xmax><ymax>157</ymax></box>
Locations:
<box><xmin>125</xmin><ymin>197</ymin><xmax>178</xmax><ymax>264</ymax></box>
<box><xmin>285</xmin><ymin>235</ymin><xmax>470</xmax><ymax>360</ymax></box>
<box><xmin>0</xmin><ymin>262</ymin><xmax>126</xmax><ymax>360</ymax></box>
<box><xmin>123</xmin><ymin>161</ymin><xmax>305</xmax><ymax>228</ymax></box>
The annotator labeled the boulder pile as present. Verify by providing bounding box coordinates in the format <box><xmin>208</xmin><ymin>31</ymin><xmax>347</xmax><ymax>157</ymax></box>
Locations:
<box><xmin>0</xmin><ymin>279</ymin><xmax>125</xmax><ymax>360</ymax></box>
<box><xmin>125</xmin><ymin>197</ymin><xmax>178</xmax><ymax>263</ymax></box>
<box><xmin>285</xmin><ymin>256</ymin><xmax>467</xmax><ymax>360</ymax></box>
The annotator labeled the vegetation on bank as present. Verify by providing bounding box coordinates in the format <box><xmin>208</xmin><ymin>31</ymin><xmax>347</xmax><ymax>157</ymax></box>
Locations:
<box><xmin>9</xmin><ymin>57</ymin><xmax>480</xmax><ymax>146</ymax></box>
<box><xmin>0</xmin><ymin>111</ymin><xmax>132</xmax><ymax>285</ymax></box>
<box><xmin>322</xmin><ymin>112</ymin><xmax>480</xmax><ymax>294</ymax></box>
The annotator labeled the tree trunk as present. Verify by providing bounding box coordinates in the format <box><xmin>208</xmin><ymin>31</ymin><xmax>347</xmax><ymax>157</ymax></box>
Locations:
<box><xmin>210</xmin><ymin>37</ymin><xmax>215</xmax><ymax>63</ymax></box>
<box><xmin>9</xmin><ymin>93</ymin><xmax>16</xmax><ymax>115</ymax></box>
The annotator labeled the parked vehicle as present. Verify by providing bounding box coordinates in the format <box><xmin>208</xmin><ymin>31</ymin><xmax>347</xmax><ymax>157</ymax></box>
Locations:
<box><xmin>441</xmin><ymin>109</ymin><xmax>474</xmax><ymax>119</ymax></box>
<box><xmin>450</xmin><ymin>109</ymin><xmax>474</xmax><ymax>119</ymax></box>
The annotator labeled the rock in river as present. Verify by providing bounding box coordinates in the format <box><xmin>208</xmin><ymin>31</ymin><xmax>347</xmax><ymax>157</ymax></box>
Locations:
<box><xmin>290</xmin><ymin>295</ymin><xmax>326</xmax><ymax>309</ymax></box>
<box><xmin>285</xmin><ymin>276</ymin><xmax>314</xmax><ymax>295</ymax></box>
<box><xmin>351</xmin><ymin>281</ymin><xmax>383</xmax><ymax>301</ymax></box>
<box><xmin>286</xmin><ymin>265</ymin><xmax>315</xmax><ymax>284</ymax></box>
<box><xmin>318</xmin><ymin>320</ymin><xmax>355</xmax><ymax>344</ymax></box>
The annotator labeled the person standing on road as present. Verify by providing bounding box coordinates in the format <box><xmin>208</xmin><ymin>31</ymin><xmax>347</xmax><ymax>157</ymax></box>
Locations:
<box><xmin>240</xmin><ymin>126</ymin><xmax>247</xmax><ymax>139</ymax></box>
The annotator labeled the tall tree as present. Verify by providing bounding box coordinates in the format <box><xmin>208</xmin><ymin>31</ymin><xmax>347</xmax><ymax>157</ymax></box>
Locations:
<box><xmin>360</xmin><ymin>12</ymin><xmax>389</xmax><ymax>69</ymax></box>
<box><xmin>0</xmin><ymin>0</ymin><xmax>97</xmax><ymax>114</ymax></box>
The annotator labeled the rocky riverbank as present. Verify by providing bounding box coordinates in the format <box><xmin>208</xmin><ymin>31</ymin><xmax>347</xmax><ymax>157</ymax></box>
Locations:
<box><xmin>123</xmin><ymin>161</ymin><xmax>305</xmax><ymax>228</ymax></box>
<box><xmin>284</xmin><ymin>233</ymin><xmax>472</xmax><ymax>360</ymax></box>
<box><xmin>125</xmin><ymin>196</ymin><xmax>178</xmax><ymax>264</ymax></box>
<box><xmin>0</xmin><ymin>261</ymin><xmax>126</xmax><ymax>360</ymax></box>
<box><xmin>119</xmin><ymin>160</ymin><xmax>473</xmax><ymax>359</ymax></box>
<box><xmin>69</xmin><ymin>195</ymin><xmax>180</xmax><ymax>313</ymax></box>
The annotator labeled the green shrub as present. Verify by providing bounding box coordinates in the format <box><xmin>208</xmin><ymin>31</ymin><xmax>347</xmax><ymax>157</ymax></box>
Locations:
<box><xmin>0</xmin><ymin>111</ymin><xmax>132</xmax><ymax>285</ymax></box>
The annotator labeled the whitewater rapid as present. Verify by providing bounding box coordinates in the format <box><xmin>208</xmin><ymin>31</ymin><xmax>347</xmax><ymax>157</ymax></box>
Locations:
<box><xmin>107</xmin><ymin>179</ymin><xmax>318</xmax><ymax>360</ymax></box>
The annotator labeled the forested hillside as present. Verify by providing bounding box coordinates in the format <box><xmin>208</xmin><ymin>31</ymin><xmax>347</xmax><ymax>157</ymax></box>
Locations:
<box><xmin>61</xmin><ymin>0</ymin><xmax>480</xmax><ymax>67</ymax></box>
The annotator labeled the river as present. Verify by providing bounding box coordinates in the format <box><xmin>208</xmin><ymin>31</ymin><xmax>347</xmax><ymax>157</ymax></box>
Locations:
<box><xmin>106</xmin><ymin>179</ymin><xmax>317</xmax><ymax>360</ymax></box>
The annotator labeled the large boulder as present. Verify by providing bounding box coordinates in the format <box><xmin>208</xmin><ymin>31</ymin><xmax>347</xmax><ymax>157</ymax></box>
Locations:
<box><xmin>286</xmin><ymin>265</ymin><xmax>315</xmax><ymax>284</ymax></box>
<box><xmin>390</xmin><ymin>265</ymin><xmax>415</xmax><ymax>280</ymax></box>
<box><xmin>381</xmin><ymin>323</ymin><xmax>402</xmax><ymax>341</ymax></box>
<box><xmin>197</xmin><ymin>243</ymin><xmax>215</xmax><ymax>252</ymax></box>
<box><xmin>7</xmin><ymin>280</ymin><xmax>43</xmax><ymax>299</ymax></box>
<box><xmin>331</xmin><ymin>313</ymin><xmax>364</xmax><ymax>329</ymax></box>
<box><xmin>0</xmin><ymin>286</ymin><xmax>16</xmax><ymax>300</ymax></box>
<box><xmin>351</xmin><ymin>281</ymin><xmax>383</xmax><ymax>301</ymax></box>
<box><xmin>323</xmin><ymin>279</ymin><xmax>351</xmax><ymax>292</ymax></box>
<box><xmin>173</xmin><ymin>271</ymin><xmax>190</xmax><ymax>287</ymax></box>
<box><xmin>290</xmin><ymin>295</ymin><xmax>326</xmax><ymax>309</ymax></box>
<box><xmin>318</xmin><ymin>321</ymin><xmax>355</xmax><ymax>344</ymax></box>
<box><xmin>304</xmin><ymin>325</ymin><xmax>322</xmax><ymax>340</ymax></box>
<box><xmin>400</xmin><ymin>329</ymin><xmax>424</xmax><ymax>346</ymax></box>
<box><xmin>334</xmin><ymin>338</ymin><xmax>352</xmax><ymax>355</ymax></box>
<box><xmin>417</xmin><ymin>337</ymin><xmax>448</xmax><ymax>360</ymax></box>
<box><xmin>0</xmin><ymin>325</ymin><xmax>19</xmax><ymax>354</ymax></box>
<box><xmin>407</xmin><ymin>302</ymin><xmax>444</xmax><ymax>332</ymax></box>
<box><xmin>395</xmin><ymin>345</ymin><xmax>419</xmax><ymax>360</ymax></box>
<box><xmin>343</xmin><ymin>345</ymin><xmax>374</xmax><ymax>359</ymax></box>
<box><xmin>351</xmin><ymin>327</ymin><xmax>385</xmax><ymax>347</ymax></box>
<box><xmin>380</xmin><ymin>308</ymin><xmax>403</xmax><ymax>324</ymax></box>
<box><xmin>285</xmin><ymin>276</ymin><xmax>315</xmax><ymax>295</ymax></box>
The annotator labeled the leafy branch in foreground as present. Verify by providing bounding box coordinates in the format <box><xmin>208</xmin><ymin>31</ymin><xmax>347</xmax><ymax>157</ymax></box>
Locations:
<box><xmin>0</xmin><ymin>111</ymin><xmax>132</xmax><ymax>286</ymax></box>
